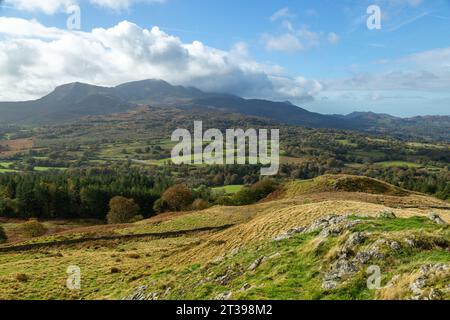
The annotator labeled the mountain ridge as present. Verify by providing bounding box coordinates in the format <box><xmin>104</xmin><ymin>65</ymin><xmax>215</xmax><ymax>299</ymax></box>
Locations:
<box><xmin>0</xmin><ymin>79</ymin><xmax>449</xmax><ymax>140</ymax></box>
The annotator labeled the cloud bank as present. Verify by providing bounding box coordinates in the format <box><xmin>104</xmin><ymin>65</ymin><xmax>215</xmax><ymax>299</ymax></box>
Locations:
<box><xmin>0</xmin><ymin>17</ymin><xmax>322</xmax><ymax>101</ymax></box>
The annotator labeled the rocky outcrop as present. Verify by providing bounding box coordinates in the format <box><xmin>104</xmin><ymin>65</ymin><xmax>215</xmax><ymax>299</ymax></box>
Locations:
<box><xmin>409</xmin><ymin>264</ymin><xmax>449</xmax><ymax>300</ymax></box>
<box><xmin>428</xmin><ymin>212</ymin><xmax>447</xmax><ymax>226</ymax></box>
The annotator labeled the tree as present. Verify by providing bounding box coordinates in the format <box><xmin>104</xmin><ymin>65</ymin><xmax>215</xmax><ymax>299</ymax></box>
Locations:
<box><xmin>153</xmin><ymin>198</ymin><xmax>169</xmax><ymax>214</ymax></box>
<box><xmin>106</xmin><ymin>196</ymin><xmax>140</xmax><ymax>224</ymax></box>
<box><xmin>0</xmin><ymin>225</ymin><xmax>7</xmax><ymax>243</ymax></box>
<box><xmin>160</xmin><ymin>184</ymin><xmax>193</xmax><ymax>212</ymax></box>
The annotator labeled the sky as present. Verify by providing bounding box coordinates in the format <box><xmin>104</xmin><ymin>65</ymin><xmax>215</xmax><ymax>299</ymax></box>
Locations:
<box><xmin>0</xmin><ymin>0</ymin><xmax>449</xmax><ymax>116</ymax></box>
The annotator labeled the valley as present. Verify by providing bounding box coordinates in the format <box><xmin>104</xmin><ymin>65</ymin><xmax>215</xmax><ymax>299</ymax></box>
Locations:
<box><xmin>0</xmin><ymin>81</ymin><xmax>448</xmax><ymax>301</ymax></box>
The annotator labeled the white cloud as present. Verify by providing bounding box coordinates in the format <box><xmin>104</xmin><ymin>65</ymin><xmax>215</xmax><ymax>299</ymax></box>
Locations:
<box><xmin>262</xmin><ymin>33</ymin><xmax>304</xmax><ymax>53</ymax></box>
<box><xmin>0</xmin><ymin>17</ymin><xmax>322</xmax><ymax>103</ymax></box>
<box><xmin>270</xmin><ymin>7</ymin><xmax>295</xmax><ymax>22</ymax></box>
<box><xmin>264</xmin><ymin>9</ymin><xmax>339</xmax><ymax>54</ymax></box>
<box><xmin>327</xmin><ymin>32</ymin><xmax>340</xmax><ymax>44</ymax></box>
<box><xmin>326</xmin><ymin>48</ymin><xmax>450</xmax><ymax>92</ymax></box>
<box><xmin>4</xmin><ymin>0</ymin><xmax>74</xmax><ymax>14</ymax></box>
<box><xmin>4</xmin><ymin>0</ymin><xmax>165</xmax><ymax>14</ymax></box>
<box><xmin>262</xmin><ymin>25</ymin><xmax>337</xmax><ymax>53</ymax></box>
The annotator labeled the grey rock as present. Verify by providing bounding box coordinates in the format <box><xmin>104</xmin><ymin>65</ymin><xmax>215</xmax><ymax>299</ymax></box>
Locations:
<box><xmin>409</xmin><ymin>264</ymin><xmax>449</xmax><ymax>300</ymax></box>
<box><xmin>405</xmin><ymin>238</ymin><xmax>415</xmax><ymax>247</ymax></box>
<box><xmin>216</xmin><ymin>292</ymin><xmax>233</xmax><ymax>300</ymax></box>
<box><xmin>239</xmin><ymin>283</ymin><xmax>252</xmax><ymax>292</ymax></box>
<box><xmin>323</xmin><ymin>258</ymin><xmax>359</xmax><ymax>289</ymax></box>
<box><xmin>376</xmin><ymin>210</ymin><xmax>397</xmax><ymax>219</ymax></box>
<box><xmin>390</xmin><ymin>241</ymin><xmax>401</xmax><ymax>251</ymax></box>
<box><xmin>248</xmin><ymin>256</ymin><xmax>265</xmax><ymax>271</ymax></box>
<box><xmin>428</xmin><ymin>212</ymin><xmax>447</xmax><ymax>226</ymax></box>
<box><xmin>273</xmin><ymin>227</ymin><xmax>306</xmax><ymax>242</ymax></box>
<box><xmin>124</xmin><ymin>286</ymin><xmax>153</xmax><ymax>300</ymax></box>
<box><xmin>345</xmin><ymin>232</ymin><xmax>366</xmax><ymax>247</ymax></box>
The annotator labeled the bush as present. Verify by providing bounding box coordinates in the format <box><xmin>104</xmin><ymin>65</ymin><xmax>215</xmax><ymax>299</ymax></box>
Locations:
<box><xmin>160</xmin><ymin>184</ymin><xmax>194</xmax><ymax>212</ymax></box>
<box><xmin>15</xmin><ymin>273</ymin><xmax>29</xmax><ymax>282</ymax></box>
<box><xmin>153</xmin><ymin>198</ymin><xmax>169</xmax><ymax>214</ymax></box>
<box><xmin>129</xmin><ymin>215</ymin><xmax>145</xmax><ymax>223</ymax></box>
<box><xmin>0</xmin><ymin>225</ymin><xmax>7</xmax><ymax>243</ymax></box>
<box><xmin>191</xmin><ymin>199</ymin><xmax>210</xmax><ymax>211</ymax></box>
<box><xmin>107</xmin><ymin>196</ymin><xmax>141</xmax><ymax>224</ymax></box>
<box><xmin>19</xmin><ymin>220</ymin><xmax>47</xmax><ymax>238</ymax></box>
<box><xmin>231</xmin><ymin>179</ymin><xmax>279</xmax><ymax>206</ymax></box>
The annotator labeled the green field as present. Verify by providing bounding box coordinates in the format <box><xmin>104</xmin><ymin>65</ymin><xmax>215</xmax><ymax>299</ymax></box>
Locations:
<box><xmin>375</xmin><ymin>161</ymin><xmax>421</xmax><ymax>168</ymax></box>
<box><xmin>212</xmin><ymin>185</ymin><xmax>244</xmax><ymax>194</ymax></box>
<box><xmin>34</xmin><ymin>166</ymin><xmax>67</xmax><ymax>172</ymax></box>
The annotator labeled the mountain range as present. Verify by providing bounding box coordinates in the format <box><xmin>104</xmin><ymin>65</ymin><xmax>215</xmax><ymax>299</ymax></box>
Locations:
<box><xmin>0</xmin><ymin>79</ymin><xmax>449</xmax><ymax>140</ymax></box>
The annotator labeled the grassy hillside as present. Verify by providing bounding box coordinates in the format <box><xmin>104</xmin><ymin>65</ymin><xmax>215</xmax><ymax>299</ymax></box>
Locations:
<box><xmin>0</xmin><ymin>175</ymin><xmax>448</xmax><ymax>300</ymax></box>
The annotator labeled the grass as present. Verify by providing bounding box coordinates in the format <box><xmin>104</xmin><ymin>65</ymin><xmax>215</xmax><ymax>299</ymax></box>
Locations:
<box><xmin>284</xmin><ymin>174</ymin><xmax>409</xmax><ymax>197</ymax></box>
<box><xmin>375</xmin><ymin>161</ymin><xmax>421</xmax><ymax>168</ymax></box>
<box><xmin>0</xmin><ymin>162</ymin><xmax>17</xmax><ymax>173</ymax></box>
<box><xmin>351</xmin><ymin>216</ymin><xmax>443</xmax><ymax>233</ymax></box>
<box><xmin>34</xmin><ymin>166</ymin><xmax>67</xmax><ymax>172</ymax></box>
<box><xmin>212</xmin><ymin>185</ymin><xmax>243</xmax><ymax>195</ymax></box>
<box><xmin>0</xmin><ymin>176</ymin><xmax>448</xmax><ymax>300</ymax></box>
<box><xmin>336</xmin><ymin>139</ymin><xmax>358</xmax><ymax>148</ymax></box>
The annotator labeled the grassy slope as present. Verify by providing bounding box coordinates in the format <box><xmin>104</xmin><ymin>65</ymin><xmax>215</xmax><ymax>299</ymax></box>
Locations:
<box><xmin>0</xmin><ymin>175</ymin><xmax>448</xmax><ymax>300</ymax></box>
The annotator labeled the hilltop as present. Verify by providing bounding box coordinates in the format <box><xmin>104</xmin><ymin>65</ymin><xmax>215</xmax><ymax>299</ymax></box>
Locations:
<box><xmin>0</xmin><ymin>175</ymin><xmax>448</xmax><ymax>300</ymax></box>
<box><xmin>0</xmin><ymin>80</ymin><xmax>449</xmax><ymax>140</ymax></box>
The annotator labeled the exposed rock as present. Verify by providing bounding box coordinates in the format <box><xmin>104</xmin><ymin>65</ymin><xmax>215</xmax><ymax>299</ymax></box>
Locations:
<box><xmin>212</xmin><ymin>255</ymin><xmax>224</xmax><ymax>264</ymax></box>
<box><xmin>216</xmin><ymin>292</ymin><xmax>233</xmax><ymax>300</ymax></box>
<box><xmin>389</xmin><ymin>241</ymin><xmax>401</xmax><ymax>251</ymax></box>
<box><xmin>248</xmin><ymin>256</ymin><xmax>265</xmax><ymax>271</ymax></box>
<box><xmin>274</xmin><ymin>215</ymin><xmax>362</xmax><ymax>242</ymax></box>
<box><xmin>354</xmin><ymin>240</ymin><xmax>386</xmax><ymax>264</ymax></box>
<box><xmin>322</xmin><ymin>258</ymin><xmax>359</xmax><ymax>289</ymax></box>
<box><xmin>309</xmin><ymin>215</ymin><xmax>361</xmax><ymax>238</ymax></box>
<box><xmin>123</xmin><ymin>286</ymin><xmax>158</xmax><ymax>300</ymax></box>
<box><xmin>409</xmin><ymin>264</ymin><xmax>449</xmax><ymax>300</ymax></box>
<box><xmin>428</xmin><ymin>212</ymin><xmax>447</xmax><ymax>226</ymax></box>
<box><xmin>376</xmin><ymin>210</ymin><xmax>396</xmax><ymax>219</ymax></box>
<box><xmin>229</xmin><ymin>248</ymin><xmax>240</xmax><ymax>256</ymax></box>
<box><xmin>267</xmin><ymin>252</ymin><xmax>281</xmax><ymax>260</ymax></box>
<box><xmin>308</xmin><ymin>215</ymin><xmax>346</xmax><ymax>233</ymax></box>
<box><xmin>405</xmin><ymin>238</ymin><xmax>415</xmax><ymax>247</ymax></box>
<box><xmin>273</xmin><ymin>227</ymin><xmax>306</xmax><ymax>242</ymax></box>
<box><xmin>345</xmin><ymin>232</ymin><xmax>366</xmax><ymax>248</ymax></box>
<box><xmin>239</xmin><ymin>283</ymin><xmax>252</xmax><ymax>292</ymax></box>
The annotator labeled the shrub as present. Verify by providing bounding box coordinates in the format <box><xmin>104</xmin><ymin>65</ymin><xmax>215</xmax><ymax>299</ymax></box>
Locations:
<box><xmin>110</xmin><ymin>267</ymin><xmax>120</xmax><ymax>274</ymax></box>
<box><xmin>153</xmin><ymin>198</ymin><xmax>169</xmax><ymax>214</ymax></box>
<box><xmin>191</xmin><ymin>199</ymin><xmax>210</xmax><ymax>211</ymax></box>
<box><xmin>160</xmin><ymin>184</ymin><xmax>194</xmax><ymax>212</ymax></box>
<box><xmin>231</xmin><ymin>179</ymin><xmax>279</xmax><ymax>206</ymax></box>
<box><xmin>106</xmin><ymin>196</ymin><xmax>141</xmax><ymax>224</ymax></box>
<box><xmin>0</xmin><ymin>225</ymin><xmax>7</xmax><ymax>243</ymax></box>
<box><xmin>15</xmin><ymin>273</ymin><xmax>29</xmax><ymax>282</ymax></box>
<box><xmin>129</xmin><ymin>215</ymin><xmax>145</xmax><ymax>223</ymax></box>
<box><xmin>19</xmin><ymin>220</ymin><xmax>47</xmax><ymax>238</ymax></box>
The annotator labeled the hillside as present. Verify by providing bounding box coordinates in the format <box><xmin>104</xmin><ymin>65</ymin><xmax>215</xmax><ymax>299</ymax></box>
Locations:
<box><xmin>1</xmin><ymin>80</ymin><xmax>449</xmax><ymax>140</ymax></box>
<box><xmin>0</xmin><ymin>175</ymin><xmax>448</xmax><ymax>300</ymax></box>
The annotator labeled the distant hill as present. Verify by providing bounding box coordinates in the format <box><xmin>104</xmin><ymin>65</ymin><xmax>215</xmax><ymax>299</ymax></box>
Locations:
<box><xmin>0</xmin><ymin>82</ymin><xmax>133</xmax><ymax>123</ymax></box>
<box><xmin>0</xmin><ymin>79</ymin><xmax>449</xmax><ymax>140</ymax></box>
<box><xmin>339</xmin><ymin>112</ymin><xmax>450</xmax><ymax>141</ymax></box>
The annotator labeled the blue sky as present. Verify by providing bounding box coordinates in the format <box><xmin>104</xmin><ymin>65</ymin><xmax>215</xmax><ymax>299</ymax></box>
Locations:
<box><xmin>1</xmin><ymin>0</ymin><xmax>449</xmax><ymax>116</ymax></box>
